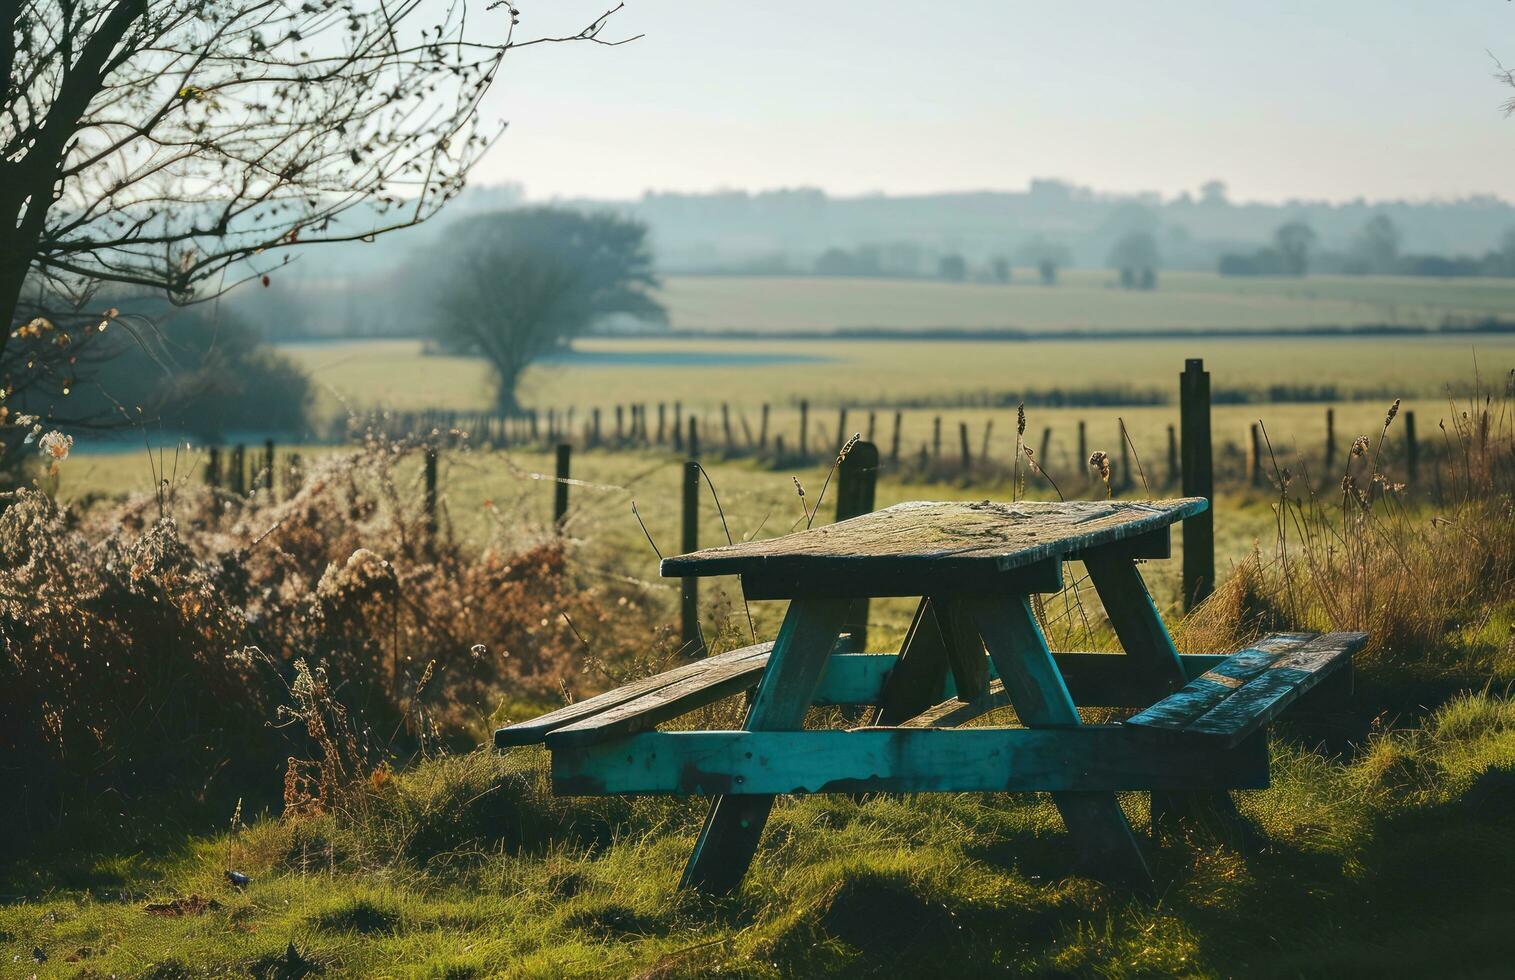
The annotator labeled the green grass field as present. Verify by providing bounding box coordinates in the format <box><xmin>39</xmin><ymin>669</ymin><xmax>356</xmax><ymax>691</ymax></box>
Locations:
<box><xmin>656</xmin><ymin>270</ymin><xmax>1515</xmax><ymax>332</ymax></box>
<box><xmin>285</xmin><ymin>334</ymin><xmax>1513</xmax><ymax>419</ymax></box>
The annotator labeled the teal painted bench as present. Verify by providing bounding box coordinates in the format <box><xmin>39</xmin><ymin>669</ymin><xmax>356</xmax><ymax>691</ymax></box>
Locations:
<box><xmin>494</xmin><ymin>499</ymin><xmax>1364</xmax><ymax>895</ymax></box>
<box><xmin>1126</xmin><ymin>631</ymin><xmax>1366</xmax><ymax>747</ymax></box>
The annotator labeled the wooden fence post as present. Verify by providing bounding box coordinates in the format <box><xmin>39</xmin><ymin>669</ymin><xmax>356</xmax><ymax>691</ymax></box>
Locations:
<box><xmin>681</xmin><ymin>458</ymin><xmax>705</xmax><ymax>658</ymax></box>
<box><xmin>1404</xmin><ymin>410</ymin><xmax>1418</xmax><ymax>485</ymax></box>
<box><xmin>688</xmin><ymin>416</ymin><xmax>700</xmax><ymax>459</ymax></box>
<box><xmin>424</xmin><ymin>447</ymin><xmax>438</xmax><ymax>538</ymax></box>
<box><xmin>657</xmin><ymin>403</ymin><xmax>666</xmax><ymax>445</ymax></box>
<box><xmin>958</xmin><ymin>421</ymin><xmax>971</xmax><ymax>470</ymax></box>
<box><xmin>591</xmin><ymin>408</ymin><xmax>602</xmax><ymax>447</ymax></box>
<box><xmin>1078</xmin><ymin>420</ymin><xmax>1088</xmax><ymax>480</ymax></box>
<box><xmin>799</xmin><ymin>400</ymin><xmax>809</xmax><ymax>458</ymax></box>
<box><xmin>264</xmin><ymin>439</ymin><xmax>275</xmax><ymax>494</ymax></box>
<box><xmin>834</xmin><ymin>440</ymin><xmax>880</xmax><ymax>650</ymax></box>
<box><xmin>1248</xmin><ymin>423</ymin><xmax>1263</xmax><ymax>487</ymax></box>
<box><xmin>206</xmin><ymin>446</ymin><xmax>221</xmax><ymax>489</ymax></box>
<box><xmin>1166</xmin><ymin>424</ymin><xmax>1178</xmax><ymax>488</ymax></box>
<box><xmin>1180</xmin><ymin>359</ymin><xmax>1214</xmax><ymax>610</ymax></box>
<box><xmin>1325</xmin><ymin>407</ymin><xmax>1336</xmax><ymax>469</ymax></box>
<box><xmin>231</xmin><ymin>444</ymin><xmax>245</xmax><ymax>496</ymax></box>
<box><xmin>932</xmin><ymin>416</ymin><xmax>942</xmax><ymax>460</ymax></box>
<box><xmin>866</xmin><ymin>410</ymin><xmax>876</xmax><ymax>442</ymax></box>
<box><xmin>1037</xmin><ymin>427</ymin><xmax>1051</xmax><ymax>478</ymax></box>
<box><xmin>285</xmin><ymin>453</ymin><xmax>302</xmax><ymax>497</ymax></box>
<box><xmin>722</xmin><ymin>403</ymin><xmax>733</xmax><ymax>450</ymax></box>
<box><xmin>673</xmin><ymin>402</ymin><xmax>683</xmax><ymax>451</ymax></box>
<box><xmin>835</xmin><ymin>407</ymin><xmax>848</xmax><ymax>454</ymax></box>
<box><xmin>890</xmin><ymin>411</ymin><xmax>902</xmax><ymax>464</ymax></box>
<box><xmin>554</xmin><ymin>443</ymin><xmax>571</xmax><ymax>528</ymax></box>
<box><xmin>615</xmin><ymin>405</ymin><xmax>624</xmax><ymax>444</ymax></box>
<box><xmin>759</xmin><ymin>404</ymin><xmax>770</xmax><ymax>449</ymax></box>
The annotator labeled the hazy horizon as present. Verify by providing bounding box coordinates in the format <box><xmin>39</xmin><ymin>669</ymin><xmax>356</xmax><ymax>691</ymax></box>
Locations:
<box><xmin>480</xmin><ymin>1</ymin><xmax>1515</xmax><ymax>205</ymax></box>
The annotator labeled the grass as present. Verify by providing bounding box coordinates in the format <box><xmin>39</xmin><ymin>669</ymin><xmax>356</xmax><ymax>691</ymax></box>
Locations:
<box><xmin>59</xmin><ymin>443</ymin><xmax>1288</xmax><ymax>649</ymax></box>
<box><xmin>13</xmin><ymin>344</ymin><xmax>1512</xmax><ymax>976</ymax></box>
<box><xmin>656</xmin><ymin>270</ymin><xmax>1515</xmax><ymax>332</ymax></box>
<box><xmin>5</xmin><ymin>677</ymin><xmax>1514</xmax><ymax>977</ymax></box>
<box><xmin>279</xmin><ymin>334</ymin><xmax>1515</xmax><ymax>425</ymax></box>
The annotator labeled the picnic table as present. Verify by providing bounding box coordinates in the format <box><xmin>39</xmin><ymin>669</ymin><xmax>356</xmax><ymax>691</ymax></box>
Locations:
<box><xmin>497</xmin><ymin>498</ymin><xmax>1364</xmax><ymax>894</ymax></box>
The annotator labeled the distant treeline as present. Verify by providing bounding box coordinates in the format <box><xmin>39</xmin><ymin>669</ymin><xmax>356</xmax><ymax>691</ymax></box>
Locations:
<box><xmin>875</xmin><ymin>382</ymin><xmax>1464</xmax><ymax>411</ymax></box>
<box><xmin>651</xmin><ymin>319</ymin><xmax>1515</xmax><ymax>342</ymax></box>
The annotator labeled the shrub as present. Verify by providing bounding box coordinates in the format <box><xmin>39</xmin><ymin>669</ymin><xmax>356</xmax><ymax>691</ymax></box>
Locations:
<box><xmin>0</xmin><ymin>440</ymin><xmax>656</xmax><ymax>844</ymax></box>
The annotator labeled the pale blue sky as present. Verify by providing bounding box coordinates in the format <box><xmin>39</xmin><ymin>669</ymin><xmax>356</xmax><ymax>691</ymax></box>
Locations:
<box><xmin>479</xmin><ymin>1</ymin><xmax>1515</xmax><ymax>203</ymax></box>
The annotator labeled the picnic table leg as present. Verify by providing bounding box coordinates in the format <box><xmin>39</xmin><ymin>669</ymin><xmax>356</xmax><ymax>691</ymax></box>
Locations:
<box><xmin>680</xmin><ymin>597</ymin><xmax>852</xmax><ymax>895</ymax></box>
<box><xmin>960</xmin><ymin>593</ymin><xmax>1153</xmax><ymax>893</ymax></box>
<box><xmin>1082</xmin><ymin>553</ymin><xmax>1250</xmax><ymax>843</ymax></box>
<box><xmin>870</xmin><ymin>596</ymin><xmax>988</xmax><ymax>726</ymax></box>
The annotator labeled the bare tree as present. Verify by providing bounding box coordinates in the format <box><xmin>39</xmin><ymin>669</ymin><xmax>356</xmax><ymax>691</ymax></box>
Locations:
<box><xmin>0</xmin><ymin>0</ymin><xmax>637</xmax><ymax>388</ymax></box>
<box><xmin>431</xmin><ymin>207</ymin><xmax>663</xmax><ymax>412</ymax></box>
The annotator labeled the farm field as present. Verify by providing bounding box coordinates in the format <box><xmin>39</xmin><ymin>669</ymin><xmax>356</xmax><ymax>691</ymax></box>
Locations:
<box><xmin>281</xmin><ymin>335</ymin><xmax>1512</xmax><ymax>452</ymax></box>
<box><xmin>655</xmin><ymin>270</ymin><xmax>1515</xmax><ymax>333</ymax></box>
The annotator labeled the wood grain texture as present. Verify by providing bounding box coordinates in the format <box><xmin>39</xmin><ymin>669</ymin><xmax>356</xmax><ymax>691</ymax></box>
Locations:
<box><xmin>494</xmin><ymin>641</ymin><xmax>774</xmax><ymax>747</ymax></box>
<box><xmin>662</xmin><ymin>498</ymin><xmax>1207</xmax><ymax>581</ymax></box>
<box><xmin>870</xmin><ymin>598</ymin><xmax>953</xmax><ymax>725</ymax></box>
<box><xmin>547</xmin><ymin>653</ymin><xmax>771</xmax><ymax>748</ymax></box>
<box><xmin>1127</xmin><ymin>632</ymin><xmax>1367</xmax><ymax>747</ymax></box>
<box><xmin>960</xmin><ymin>595</ymin><xmax>1154</xmax><ymax>891</ymax></box>
<box><xmin>552</xmin><ymin>728</ymin><xmax>1270</xmax><ymax>796</ymax></box>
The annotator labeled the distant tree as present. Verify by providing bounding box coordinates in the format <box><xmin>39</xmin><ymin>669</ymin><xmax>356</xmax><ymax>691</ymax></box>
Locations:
<box><xmin>1274</xmin><ymin>221</ymin><xmax>1317</xmax><ymax>276</ymax></box>
<box><xmin>431</xmin><ymin>209</ymin><xmax>665</xmax><ymax>412</ymax></box>
<box><xmin>989</xmin><ymin>256</ymin><xmax>1011</xmax><ymax>283</ymax></box>
<box><xmin>1017</xmin><ymin>237</ymin><xmax>1072</xmax><ymax>285</ymax></box>
<box><xmin>1218</xmin><ymin>249</ymin><xmax>1286</xmax><ymax>276</ymax></box>
<box><xmin>1200</xmin><ymin>180</ymin><xmax>1229</xmax><ymax>206</ymax></box>
<box><xmin>1352</xmin><ymin>215</ymin><xmax>1402</xmax><ymax>274</ymax></box>
<box><xmin>0</xmin><ymin>0</ymin><xmax>636</xmax><ymax>387</ymax></box>
<box><xmin>814</xmin><ymin>248</ymin><xmax>858</xmax><ymax>277</ymax></box>
<box><xmin>1109</xmin><ymin>232</ymin><xmax>1159</xmax><ymax>289</ymax></box>
<box><xmin>937</xmin><ymin>253</ymin><xmax>967</xmax><ymax>282</ymax></box>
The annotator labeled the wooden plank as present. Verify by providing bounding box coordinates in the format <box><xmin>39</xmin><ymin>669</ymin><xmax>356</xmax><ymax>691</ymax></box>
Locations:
<box><xmin>1082</xmin><ymin>553</ymin><xmax>1253</xmax><ymax>838</ymax></box>
<box><xmin>807</xmin><ymin>651</ymin><xmax>1230</xmax><ymax>708</ymax></box>
<box><xmin>547</xmin><ymin>653</ymin><xmax>772</xmax><ymax>748</ymax></box>
<box><xmin>493</xmin><ymin>641</ymin><xmax>774</xmax><ymax>747</ymax></box>
<box><xmin>811</xmin><ymin>652</ymin><xmax>904</xmax><ymax>705</ymax></box>
<box><xmin>552</xmin><ymin>728</ymin><xmax>1270</xmax><ymax>796</ymax></box>
<box><xmin>1069</xmin><ymin>526</ymin><xmax>1170</xmax><ymax>561</ymax></box>
<box><xmin>663</xmin><ymin>498</ymin><xmax>1207</xmax><ymax>581</ymax></box>
<box><xmin>959</xmin><ymin>595</ymin><xmax>1154</xmax><ymax>891</ymax></box>
<box><xmin>939</xmin><ymin>595</ymin><xmax>991</xmax><ymax>700</ymax></box>
<box><xmin>898</xmin><ymin>679</ymin><xmax>1012</xmax><ymax>728</ymax></box>
<box><xmin>1124</xmin><ymin>633</ymin><xmax>1317</xmax><ymax>734</ymax></box>
<box><xmin>680</xmin><ymin>597</ymin><xmax>852</xmax><ymax>895</ymax></box>
<box><xmin>1082</xmin><ymin>553</ymin><xmax>1188</xmax><ymax>702</ymax></box>
<box><xmin>739</xmin><ymin>557</ymin><xmax>1062</xmax><ymax>600</ymax></box>
<box><xmin>870</xmin><ymin>598</ymin><xmax>953</xmax><ymax>725</ymax></box>
<box><xmin>1181</xmin><ymin>632</ymin><xmax>1367</xmax><ymax>747</ymax></box>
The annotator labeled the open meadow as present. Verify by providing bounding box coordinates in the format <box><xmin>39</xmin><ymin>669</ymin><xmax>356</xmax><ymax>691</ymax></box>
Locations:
<box><xmin>23</xmin><ymin>275</ymin><xmax>1511</xmax><ymax>976</ymax></box>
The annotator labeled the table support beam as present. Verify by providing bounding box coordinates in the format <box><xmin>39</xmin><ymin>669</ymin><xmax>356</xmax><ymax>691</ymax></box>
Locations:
<box><xmin>1082</xmin><ymin>552</ymin><xmax>1249</xmax><ymax>843</ymax></box>
<box><xmin>960</xmin><ymin>594</ymin><xmax>1154</xmax><ymax>893</ymax></box>
<box><xmin>680</xmin><ymin>597</ymin><xmax>852</xmax><ymax>895</ymax></box>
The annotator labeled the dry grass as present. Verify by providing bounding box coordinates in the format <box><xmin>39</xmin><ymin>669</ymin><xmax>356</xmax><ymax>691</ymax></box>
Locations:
<box><xmin>0</xmin><ymin>436</ymin><xmax>668</xmax><ymax>844</ymax></box>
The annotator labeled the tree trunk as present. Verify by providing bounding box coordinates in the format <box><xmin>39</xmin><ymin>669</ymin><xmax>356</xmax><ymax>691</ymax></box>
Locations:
<box><xmin>492</xmin><ymin>366</ymin><xmax>524</xmax><ymax>415</ymax></box>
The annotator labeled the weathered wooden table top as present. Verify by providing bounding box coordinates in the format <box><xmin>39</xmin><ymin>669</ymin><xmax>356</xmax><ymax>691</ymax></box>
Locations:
<box><xmin>660</xmin><ymin>498</ymin><xmax>1207</xmax><ymax>579</ymax></box>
